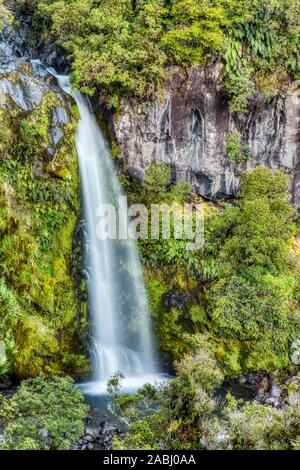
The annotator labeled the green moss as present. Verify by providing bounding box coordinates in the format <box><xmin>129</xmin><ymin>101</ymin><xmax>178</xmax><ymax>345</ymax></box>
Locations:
<box><xmin>13</xmin><ymin>91</ymin><xmax>59</xmax><ymax>159</ymax></box>
<box><xmin>111</xmin><ymin>141</ymin><xmax>122</xmax><ymax>159</ymax></box>
<box><xmin>0</xmin><ymin>87</ymin><xmax>89</xmax><ymax>380</ymax></box>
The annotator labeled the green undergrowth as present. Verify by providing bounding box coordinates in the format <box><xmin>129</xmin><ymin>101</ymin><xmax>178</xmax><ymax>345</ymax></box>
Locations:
<box><xmin>108</xmin><ymin>347</ymin><xmax>300</xmax><ymax>450</ymax></box>
<box><xmin>0</xmin><ymin>375</ymin><xmax>88</xmax><ymax>449</ymax></box>
<box><xmin>0</xmin><ymin>81</ymin><xmax>89</xmax><ymax>380</ymax></box>
<box><xmin>122</xmin><ymin>163</ymin><xmax>300</xmax><ymax>375</ymax></box>
<box><xmin>14</xmin><ymin>1</ymin><xmax>300</xmax><ymax>112</ymax></box>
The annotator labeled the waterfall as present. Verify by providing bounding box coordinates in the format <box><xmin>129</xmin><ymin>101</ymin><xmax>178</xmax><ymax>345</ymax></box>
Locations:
<box><xmin>52</xmin><ymin>73</ymin><xmax>161</xmax><ymax>393</ymax></box>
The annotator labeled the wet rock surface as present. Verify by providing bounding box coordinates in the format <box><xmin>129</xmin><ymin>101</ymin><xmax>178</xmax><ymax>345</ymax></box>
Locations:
<box><xmin>112</xmin><ymin>65</ymin><xmax>300</xmax><ymax>207</ymax></box>
<box><xmin>2</xmin><ymin>3</ymin><xmax>69</xmax><ymax>72</ymax></box>
<box><xmin>0</xmin><ymin>19</ymin><xmax>73</xmax><ymax>158</ymax></box>
<box><xmin>225</xmin><ymin>372</ymin><xmax>300</xmax><ymax>409</ymax></box>
<box><xmin>71</xmin><ymin>409</ymin><xmax>125</xmax><ymax>451</ymax></box>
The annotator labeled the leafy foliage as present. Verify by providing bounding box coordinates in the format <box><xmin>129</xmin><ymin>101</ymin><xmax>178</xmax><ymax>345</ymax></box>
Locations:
<box><xmin>2</xmin><ymin>1</ymin><xmax>300</xmax><ymax>453</ymax></box>
<box><xmin>0</xmin><ymin>72</ymin><xmax>89</xmax><ymax>379</ymax></box>
<box><xmin>225</xmin><ymin>131</ymin><xmax>251</xmax><ymax>161</ymax></box>
<box><xmin>0</xmin><ymin>375</ymin><xmax>89</xmax><ymax>450</ymax></box>
<box><xmin>27</xmin><ymin>0</ymin><xmax>167</xmax><ymax>107</ymax></box>
<box><xmin>111</xmin><ymin>346</ymin><xmax>224</xmax><ymax>450</ymax></box>
<box><xmin>162</xmin><ymin>0</ymin><xmax>241</xmax><ymax>64</ymax></box>
<box><xmin>16</xmin><ymin>0</ymin><xmax>300</xmax><ymax>109</ymax></box>
<box><xmin>207</xmin><ymin>168</ymin><xmax>298</xmax><ymax>372</ymax></box>
<box><xmin>223</xmin><ymin>68</ymin><xmax>256</xmax><ymax>114</ymax></box>
<box><xmin>224</xmin><ymin>1</ymin><xmax>300</xmax><ymax>107</ymax></box>
<box><xmin>109</xmin><ymin>348</ymin><xmax>300</xmax><ymax>450</ymax></box>
<box><xmin>204</xmin><ymin>393</ymin><xmax>300</xmax><ymax>450</ymax></box>
<box><xmin>210</xmin><ymin>275</ymin><xmax>291</xmax><ymax>342</ymax></box>
<box><xmin>219</xmin><ymin>167</ymin><xmax>294</xmax><ymax>275</ymax></box>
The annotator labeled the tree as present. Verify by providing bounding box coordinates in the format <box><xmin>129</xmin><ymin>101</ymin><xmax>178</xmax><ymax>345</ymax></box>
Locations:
<box><xmin>19</xmin><ymin>1</ymin><xmax>300</xmax><ymax>105</ymax></box>
<box><xmin>210</xmin><ymin>275</ymin><xmax>291</xmax><ymax>342</ymax></box>
<box><xmin>33</xmin><ymin>0</ymin><xmax>167</xmax><ymax>106</ymax></box>
<box><xmin>162</xmin><ymin>0</ymin><xmax>251</xmax><ymax>64</ymax></box>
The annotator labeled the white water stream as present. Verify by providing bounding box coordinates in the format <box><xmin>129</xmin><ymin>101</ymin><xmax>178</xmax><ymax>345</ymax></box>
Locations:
<box><xmin>51</xmin><ymin>73</ymin><xmax>163</xmax><ymax>393</ymax></box>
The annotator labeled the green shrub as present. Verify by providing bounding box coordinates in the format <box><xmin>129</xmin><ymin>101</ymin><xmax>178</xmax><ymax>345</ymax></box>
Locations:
<box><xmin>225</xmin><ymin>131</ymin><xmax>250</xmax><ymax>162</ymax></box>
<box><xmin>210</xmin><ymin>275</ymin><xmax>291</xmax><ymax>342</ymax></box>
<box><xmin>205</xmin><ymin>167</ymin><xmax>298</xmax><ymax>373</ymax></box>
<box><xmin>17</xmin><ymin>1</ymin><xmax>299</xmax><ymax>106</ymax></box>
<box><xmin>110</xmin><ymin>349</ymin><xmax>300</xmax><ymax>450</ymax></box>
<box><xmin>223</xmin><ymin>67</ymin><xmax>255</xmax><ymax>114</ymax></box>
<box><xmin>144</xmin><ymin>163</ymin><xmax>171</xmax><ymax>192</ymax></box>
<box><xmin>204</xmin><ymin>394</ymin><xmax>300</xmax><ymax>450</ymax></box>
<box><xmin>112</xmin><ymin>347</ymin><xmax>224</xmax><ymax>450</ymax></box>
<box><xmin>162</xmin><ymin>0</ymin><xmax>227</xmax><ymax>64</ymax></box>
<box><xmin>1</xmin><ymin>375</ymin><xmax>89</xmax><ymax>450</ymax></box>
<box><xmin>30</xmin><ymin>0</ymin><xmax>167</xmax><ymax>105</ymax></box>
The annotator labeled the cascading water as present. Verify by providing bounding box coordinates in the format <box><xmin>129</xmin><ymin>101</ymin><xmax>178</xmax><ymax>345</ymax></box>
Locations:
<box><xmin>51</xmin><ymin>73</ymin><xmax>162</xmax><ymax>393</ymax></box>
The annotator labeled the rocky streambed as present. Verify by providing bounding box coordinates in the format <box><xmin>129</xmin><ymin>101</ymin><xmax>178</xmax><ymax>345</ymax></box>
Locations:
<box><xmin>71</xmin><ymin>409</ymin><xmax>125</xmax><ymax>451</ymax></box>
<box><xmin>224</xmin><ymin>372</ymin><xmax>300</xmax><ymax>409</ymax></box>
<box><xmin>75</xmin><ymin>371</ymin><xmax>300</xmax><ymax>451</ymax></box>
<box><xmin>1</xmin><ymin>371</ymin><xmax>299</xmax><ymax>450</ymax></box>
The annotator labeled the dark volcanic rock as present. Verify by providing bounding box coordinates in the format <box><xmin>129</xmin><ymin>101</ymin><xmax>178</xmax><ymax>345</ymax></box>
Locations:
<box><xmin>164</xmin><ymin>292</ymin><xmax>188</xmax><ymax>312</ymax></box>
<box><xmin>1</xmin><ymin>5</ymin><xmax>69</xmax><ymax>73</ymax></box>
<box><xmin>0</xmin><ymin>19</ymin><xmax>73</xmax><ymax>159</ymax></box>
<box><xmin>71</xmin><ymin>409</ymin><xmax>124</xmax><ymax>451</ymax></box>
<box><xmin>112</xmin><ymin>65</ymin><xmax>300</xmax><ymax>207</ymax></box>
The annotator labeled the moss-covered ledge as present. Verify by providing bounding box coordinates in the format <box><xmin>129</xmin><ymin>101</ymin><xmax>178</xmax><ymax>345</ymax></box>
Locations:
<box><xmin>0</xmin><ymin>63</ymin><xmax>90</xmax><ymax>381</ymax></box>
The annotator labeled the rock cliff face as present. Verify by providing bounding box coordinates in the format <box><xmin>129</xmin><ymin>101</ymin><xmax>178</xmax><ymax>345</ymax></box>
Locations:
<box><xmin>0</xmin><ymin>24</ymin><xmax>71</xmax><ymax>150</ymax></box>
<box><xmin>113</xmin><ymin>66</ymin><xmax>300</xmax><ymax>207</ymax></box>
<box><xmin>2</xmin><ymin>5</ymin><xmax>68</xmax><ymax>71</ymax></box>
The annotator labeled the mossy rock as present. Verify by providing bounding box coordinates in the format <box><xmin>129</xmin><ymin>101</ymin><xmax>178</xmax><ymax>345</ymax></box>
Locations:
<box><xmin>0</xmin><ymin>74</ymin><xmax>90</xmax><ymax>380</ymax></box>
